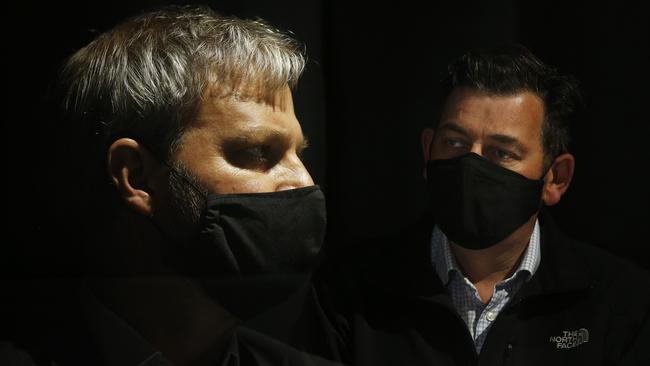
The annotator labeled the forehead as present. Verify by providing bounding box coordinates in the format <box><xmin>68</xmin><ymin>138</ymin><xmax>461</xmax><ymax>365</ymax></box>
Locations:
<box><xmin>191</xmin><ymin>86</ymin><xmax>300</xmax><ymax>138</ymax></box>
<box><xmin>439</xmin><ymin>87</ymin><xmax>545</xmax><ymax>141</ymax></box>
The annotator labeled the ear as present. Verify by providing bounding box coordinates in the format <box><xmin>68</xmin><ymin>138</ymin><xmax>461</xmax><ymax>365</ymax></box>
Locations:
<box><xmin>421</xmin><ymin>128</ymin><xmax>436</xmax><ymax>162</ymax></box>
<box><xmin>542</xmin><ymin>153</ymin><xmax>575</xmax><ymax>206</ymax></box>
<box><xmin>107</xmin><ymin>138</ymin><xmax>164</xmax><ymax>216</ymax></box>
<box><xmin>421</xmin><ymin>128</ymin><xmax>436</xmax><ymax>179</ymax></box>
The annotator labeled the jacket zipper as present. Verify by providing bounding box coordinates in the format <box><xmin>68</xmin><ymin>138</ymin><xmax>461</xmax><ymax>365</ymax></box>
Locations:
<box><xmin>501</xmin><ymin>342</ymin><xmax>514</xmax><ymax>366</ymax></box>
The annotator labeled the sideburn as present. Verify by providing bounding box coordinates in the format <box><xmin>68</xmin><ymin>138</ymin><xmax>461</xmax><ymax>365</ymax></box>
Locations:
<box><xmin>167</xmin><ymin>162</ymin><xmax>209</xmax><ymax>230</ymax></box>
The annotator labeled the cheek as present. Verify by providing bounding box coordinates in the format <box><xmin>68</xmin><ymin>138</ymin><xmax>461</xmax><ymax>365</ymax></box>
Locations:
<box><xmin>195</xmin><ymin>159</ymin><xmax>278</xmax><ymax>194</ymax></box>
<box><xmin>430</xmin><ymin>139</ymin><xmax>445</xmax><ymax>158</ymax></box>
<box><xmin>516</xmin><ymin>155</ymin><xmax>547</xmax><ymax>180</ymax></box>
<box><xmin>431</xmin><ymin>141</ymin><xmax>465</xmax><ymax>160</ymax></box>
<box><xmin>176</xmin><ymin>140</ymin><xmax>265</xmax><ymax>194</ymax></box>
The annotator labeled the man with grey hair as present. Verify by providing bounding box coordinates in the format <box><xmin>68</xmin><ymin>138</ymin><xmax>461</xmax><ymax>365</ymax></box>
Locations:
<box><xmin>6</xmin><ymin>5</ymin><xmax>343</xmax><ymax>366</ymax></box>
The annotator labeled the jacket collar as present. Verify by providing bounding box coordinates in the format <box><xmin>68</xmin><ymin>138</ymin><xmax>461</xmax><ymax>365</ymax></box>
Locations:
<box><xmin>81</xmin><ymin>284</ymin><xmax>174</xmax><ymax>366</ymax></box>
<box><xmin>512</xmin><ymin>210</ymin><xmax>594</xmax><ymax>302</ymax></box>
<box><xmin>364</xmin><ymin>209</ymin><xmax>595</xmax><ymax>302</ymax></box>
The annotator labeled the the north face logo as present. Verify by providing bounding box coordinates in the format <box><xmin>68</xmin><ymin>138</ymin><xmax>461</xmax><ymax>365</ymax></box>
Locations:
<box><xmin>549</xmin><ymin>328</ymin><xmax>589</xmax><ymax>349</ymax></box>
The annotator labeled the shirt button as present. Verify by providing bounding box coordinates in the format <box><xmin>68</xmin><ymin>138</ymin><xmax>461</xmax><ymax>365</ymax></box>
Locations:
<box><xmin>486</xmin><ymin>311</ymin><xmax>496</xmax><ymax>322</ymax></box>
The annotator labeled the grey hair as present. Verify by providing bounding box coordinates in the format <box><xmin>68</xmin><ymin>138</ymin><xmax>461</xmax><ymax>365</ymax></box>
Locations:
<box><xmin>60</xmin><ymin>5</ymin><xmax>306</xmax><ymax>160</ymax></box>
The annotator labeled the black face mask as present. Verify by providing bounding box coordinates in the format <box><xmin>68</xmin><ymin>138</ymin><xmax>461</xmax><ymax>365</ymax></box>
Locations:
<box><xmin>426</xmin><ymin>153</ymin><xmax>545</xmax><ymax>250</ymax></box>
<box><xmin>170</xmin><ymin>185</ymin><xmax>327</xmax><ymax>320</ymax></box>
<box><xmin>190</xmin><ymin>185</ymin><xmax>326</xmax><ymax>275</ymax></box>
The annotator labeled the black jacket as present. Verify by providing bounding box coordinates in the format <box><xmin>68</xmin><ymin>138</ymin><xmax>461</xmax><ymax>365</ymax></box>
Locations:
<box><xmin>5</xmin><ymin>211</ymin><xmax>649</xmax><ymax>366</ymax></box>
<box><xmin>2</xmin><ymin>279</ymin><xmax>346</xmax><ymax>366</ymax></box>
<box><xmin>315</xmin><ymin>211</ymin><xmax>650</xmax><ymax>365</ymax></box>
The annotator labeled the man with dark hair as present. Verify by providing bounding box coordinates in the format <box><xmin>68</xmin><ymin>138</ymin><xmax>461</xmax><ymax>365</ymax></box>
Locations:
<box><xmin>318</xmin><ymin>45</ymin><xmax>650</xmax><ymax>365</ymax></box>
<box><xmin>419</xmin><ymin>44</ymin><xmax>650</xmax><ymax>364</ymax></box>
<box><xmin>5</xmin><ymin>5</ymin><xmax>343</xmax><ymax>366</ymax></box>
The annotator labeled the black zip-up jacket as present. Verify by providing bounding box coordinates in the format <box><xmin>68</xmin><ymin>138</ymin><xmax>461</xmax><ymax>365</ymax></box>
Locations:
<box><xmin>315</xmin><ymin>211</ymin><xmax>650</xmax><ymax>365</ymax></box>
<box><xmin>5</xmin><ymin>211</ymin><xmax>649</xmax><ymax>366</ymax></box>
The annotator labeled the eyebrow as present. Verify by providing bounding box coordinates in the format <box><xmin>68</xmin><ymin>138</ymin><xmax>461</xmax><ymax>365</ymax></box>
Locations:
<box><xmin>222</xmin><ymin>126</ymin><xmax>306</xmax><ymax>151</ymax></box>
<box><xmin>489</xmin><ymin>134</ymin><xmax>519</xmax><ymax>146</ymax></box>
<box><xmin>487</xmin><ymin>134</ymin><xmax>528</xmax><ymax>153</ymax></box>
<box><xmin>438</xmin><ymin>122</ymin><xmax>471</xmax><ymax>137</ymax></box>
<box><xmin>223</xmin><ymin>128</ymin><xmax>285</xmax><ymax>145</ymax></box>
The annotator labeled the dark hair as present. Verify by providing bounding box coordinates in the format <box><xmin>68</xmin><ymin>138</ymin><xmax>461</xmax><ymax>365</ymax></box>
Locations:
<box><xmin>440</xmin><ymin>44</ymin><xmax>582</xmax><ymax>166</ymax></box>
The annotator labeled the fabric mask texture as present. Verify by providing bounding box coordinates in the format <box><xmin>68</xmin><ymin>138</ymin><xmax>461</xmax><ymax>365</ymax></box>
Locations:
<box><xmin>194</xmin><ymin>185</ymin><xmax>326</xmax><ymax>275</ymax></box>
<box><xmin>426</xmin><ymin>153</ymin><xmax>544</xmax><ymax>250</ymax></box>
<box><xmin>178</xmin><ymin>185</ymin><xmax>327</xmax><ymax>320</ymax></box>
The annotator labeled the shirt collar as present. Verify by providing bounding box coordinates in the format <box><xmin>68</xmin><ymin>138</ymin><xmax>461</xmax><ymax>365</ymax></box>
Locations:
<box><xmin>431</xmin><ymin>219</ymin><xmax>542</xmax><ymax>285</ymax></box>
<box><xmin>430</xmin><ymin>225</ymin><xmax>456</xmax><ymax>285</ymax></box>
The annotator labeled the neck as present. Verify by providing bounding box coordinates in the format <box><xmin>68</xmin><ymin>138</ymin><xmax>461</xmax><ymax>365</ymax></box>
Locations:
<box><xmin>88</xmin><ymin>208</ymin><xmax>238</xmax><ymax>366</ymax></box>
<box><xmin>449</xmin><ymin>215</ymin><xmax>537</xmax><ymax>302</ymax></box>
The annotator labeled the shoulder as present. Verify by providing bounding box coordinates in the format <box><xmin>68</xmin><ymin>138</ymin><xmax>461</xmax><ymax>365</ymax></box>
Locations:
<box><xmin>572</xmin><ymin>239</ymin><xmax>650</xmax><ymax>312</ymax></box>
<box><xmin>0</xmin><ymin>341</ymin><xmax>40</xmax><ymax>366</ymax></box>
<box><xmin>540</xmin><ymin>213</ymin><xmax>650</xmax><ymax>316</ymax></box>
<box><xmin>570</xmin><ymin>239</ymin><xmax>650</xmax><ymax>283</ymax></box>
<box><xmin>316</xmin><ymin>212</ymin><xmax>433</xmax><ymax>288</ymax></box>
<box><xmin>314</xmin><ymin>212</ymin><xmax>437</xmax><ymax>320</ymax></box>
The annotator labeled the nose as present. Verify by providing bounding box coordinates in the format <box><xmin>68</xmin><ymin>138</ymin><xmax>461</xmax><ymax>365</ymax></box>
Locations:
<box><xmin>275</xmin><ymin>154</ymin><xmax>314</xmax><ymax>191</ymax></box>
<box><xmin>470</xmin><ymin>143</ymin><xmax>483</xmax><ymax>157</ymax></box>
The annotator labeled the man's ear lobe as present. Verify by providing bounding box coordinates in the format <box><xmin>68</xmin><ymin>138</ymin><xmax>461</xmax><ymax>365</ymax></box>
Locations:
<box><xmin>542</xmin><ymin>153</ymin><xmax>575</xmax><ymax>206</ymax></box>
<box><xmin>107</xmin><ymin>138</ymin><xmax>160</xmax><ymax>216</ymax></box>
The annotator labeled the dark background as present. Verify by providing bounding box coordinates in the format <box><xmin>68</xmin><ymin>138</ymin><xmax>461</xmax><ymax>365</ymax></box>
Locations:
<box><xmin>6</xmin><ymin>0</ymin><xmax>650</xmax><ymax>274</ymax></box>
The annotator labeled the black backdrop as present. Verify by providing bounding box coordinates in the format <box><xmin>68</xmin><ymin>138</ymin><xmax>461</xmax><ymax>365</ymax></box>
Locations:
<box><xmin>7</xmin><ymin>0</ymin><xmax>650</xmax><ymax>275</ymax></box>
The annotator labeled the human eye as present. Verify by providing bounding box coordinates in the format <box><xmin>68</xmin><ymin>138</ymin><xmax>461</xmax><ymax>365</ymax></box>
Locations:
<box><xmin>241</xmin><ymin>146</ymin><xmax>268</xmax><ymax>162</ymax></box>
<box><xmin>491</xmin><ymin>148</ymin><xmax>518</xmax><ymax>162</ymax></box>
<box><xmin>443</xmin><ymin>138</ymin><xmax>467</xmax><ymax>149</ymax></box>
<box><xmin>226</xmin><ymin>144</ymin><xmax>280</xmax><ymax>171</ymax></box>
